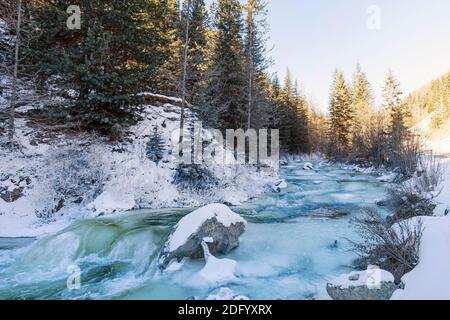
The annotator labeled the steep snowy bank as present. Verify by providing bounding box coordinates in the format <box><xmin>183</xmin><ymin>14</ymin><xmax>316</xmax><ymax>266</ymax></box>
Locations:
<box><xmin>392</xmin><ymin>155</ymin><xmax>450</xmax><ymax>299</ymax></box>
<box><xmin>0</xmin><ymin>102</ymin><xmax>277</xmax><ymax>237</ymax></box>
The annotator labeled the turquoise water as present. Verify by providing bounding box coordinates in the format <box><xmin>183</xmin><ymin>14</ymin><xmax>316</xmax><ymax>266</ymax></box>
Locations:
<box><xmin>0</xmin><ymin>161</ymin><xmax>389</xmax><ymax>300</ymax></box>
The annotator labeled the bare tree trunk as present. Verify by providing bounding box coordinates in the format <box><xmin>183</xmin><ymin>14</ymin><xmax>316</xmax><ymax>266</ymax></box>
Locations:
<box><xmin>8</xmin><ymin>0</ymin><xmax>22</xmax><ymax>144</ymax></box>
<box><xmin>246</xmin><ymin>4</ymin><xmax>254</xmax><ymax>131</ymax></box>
<box><xmin>179</xmin><ymin>0</ymin><xmax>191</xmax><ymax>145</ymax></box>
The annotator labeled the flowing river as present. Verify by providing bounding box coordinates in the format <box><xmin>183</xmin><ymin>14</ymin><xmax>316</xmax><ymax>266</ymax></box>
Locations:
<box><xmin>0</xmin><ymin>160</ymin><xmax>390</xmax><ymax>300</ymax></box>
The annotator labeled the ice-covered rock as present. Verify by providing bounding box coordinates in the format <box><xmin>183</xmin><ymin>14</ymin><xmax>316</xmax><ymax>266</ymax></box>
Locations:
<box><xmin>158</xmin><ymin>204</ymin><xmax>246</xmax><ymax>269</ymax></box>
<box><xmin>327</xmin><ymin>266</ymin><xmax>401</xmax><ymax>300</ymax></box>
<box><xmin>303</xmin><ymin>162</ymin><xmax>314</xmax><ymax>170</ymax></box>
<box><xmin>196</xmin><ymin>240</ymin><xmax>238</xmax><ymax>285</ymax></box>
<box><xmin>206</xmin><ymin>287</ymin><xmax>249</xmax><ymax>300</ymax></box>
<box><xmin>270</xmin><ymin>179</ymin><xmax>288</xmax><ymax>193</ymax></box>
<box><xmin>377</xmin><ymin>173</ymin><xmax>398</xmax><ymax>183</ymax></box>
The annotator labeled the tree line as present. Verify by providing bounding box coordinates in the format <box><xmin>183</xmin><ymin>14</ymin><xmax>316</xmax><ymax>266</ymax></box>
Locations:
<box><xmin>325</xmin><ymin>65</ymin><xmax>422</xmax><ymax>174</ymax></box>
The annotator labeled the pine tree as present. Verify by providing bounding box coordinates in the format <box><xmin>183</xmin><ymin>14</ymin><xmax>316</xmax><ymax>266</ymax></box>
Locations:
<box><xmin>382</xmin><ymin>70</ymin><xmax>409</xmax><ymax>167</ymax></box>
<box><xmin>329</xmin><ymin>70</ymin><xmax>353</xmax><ymax>155</ymax></box>
<box><xmin>291</xmin><ymin>82</ymin><xmax>311</xmax><ymax>154</ymax></box>
<box><xmin>352</xmin><ymin>64</ymin><xmax>373</xmax><ymax>131</ymax></box>
<box><xmin>351</xmin><ymin>64</ymin><xmax>374</xmax><ymax>158</ymax></box>
<box><xmin>204</xmin><ymin>0</ymin><xmax>247</xmax><ymax>130</ymax></box>
<box><xmin>146</xmin><ymin>126</ymin><xmax>166</xmax><ymax>164</ymax></box>
<box><xmin>185</xmin><ymin>0</ymin><xmax>209</xmax><ymax>106</ymax></box>
<box><xmin>244</xmin><ymin>0</ymin><xmax>270</xmax><ymax>130</ymax></box>
<box><xmin>30</xmin><ymin>0</ymin><xmax>168</xmax><ymax>133</ymax></box>
<box><xmin>156</xmin><ymin>0</ymin><xmax>183</xmax><ymax>97</ymax></box>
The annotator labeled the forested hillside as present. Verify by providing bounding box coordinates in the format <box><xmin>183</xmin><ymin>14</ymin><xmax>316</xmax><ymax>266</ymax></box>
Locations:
<box><xmin>0</xmin><ymin>0</ymin><xmax>311</xmax><ymax>154</ymax></box>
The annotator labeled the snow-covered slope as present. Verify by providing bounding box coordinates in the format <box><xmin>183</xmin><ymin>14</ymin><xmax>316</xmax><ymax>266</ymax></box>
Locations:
<box><xmin>392</xmin><ymin>155</ymin><xmax>450</xmax><ymax>300</ymax></box>
<box><xmin>0</xmin><ymin>101</ymin><xmax>278</xmax><ymax>238</ymax></box>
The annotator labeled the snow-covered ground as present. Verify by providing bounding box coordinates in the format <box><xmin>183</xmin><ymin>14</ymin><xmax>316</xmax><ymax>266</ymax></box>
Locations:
<box><xmin>392</xmin><ymin>135</ymin><xmax>450</xmax><ymax>300</ymax></box>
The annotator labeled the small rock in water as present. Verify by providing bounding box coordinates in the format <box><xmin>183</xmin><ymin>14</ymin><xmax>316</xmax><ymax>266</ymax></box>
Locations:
<box><xmin>309</xmin><ymin>207</ymin><xmax>350</xmax><ymax>220</ymax></box>
<box><xmin>303</xmin><ymin>162</ymin><xmax>314</xmax><ymax>170</ymax></box>
<box><xmin>349</xmin><ymin>273</ymin><xmax>360</xmax><ymax>281</ymax></box>
<box><xmin>329</xmin><ymin>240</ymin><xmax>339</xmax><ymax>249</ymax></box>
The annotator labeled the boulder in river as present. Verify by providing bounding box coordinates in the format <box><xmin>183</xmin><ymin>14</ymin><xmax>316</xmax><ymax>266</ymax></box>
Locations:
<box><xmin>308</xmin><ymin>207</ymin><xmax>350</xmax><ymax>219</ymax></box>
<box><xmin>158</xmin><ymin>204</ymin><xmax>247</xmax><ymax>269</ymax></box>
<box><xmin>303</xmin><ymin>162</ymin><xmax>314</xmax><ymax>170</ymax></box>
<box><xmin>327</xmin><ymin>266</ymin><xmax>402</xmax><ymax>300</ymax></box>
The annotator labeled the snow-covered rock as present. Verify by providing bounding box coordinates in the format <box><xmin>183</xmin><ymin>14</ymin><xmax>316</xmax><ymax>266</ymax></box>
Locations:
<box><xmin>158</xmin><ymin>204</ymin><xmax>247</xmax><ymax>269</ymax></box>
<box><xmin>377</xmin><ymin>172</ymin><xmax>398</xmax><ymax>183</ymax></box>
<box><xmin>327</xmin><ymin>266</ymin><xmax>400</xmax><ymax>300</ymax></box>
<box><xmin>303</xmin><ymin>162</ymin><xmax>314</xmax><ymax>170</ymax></box>
<box><xmin>269</xmin><ymin>179</ymin><xmax>288</xmax><ymax>193</ymax></box>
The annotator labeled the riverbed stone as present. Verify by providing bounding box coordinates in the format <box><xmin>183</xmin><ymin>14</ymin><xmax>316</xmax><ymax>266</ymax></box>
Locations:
<box><xmin>308</xmin><ymin>207</ymin><xmax>350</xmax><ymax>219</ymax></box>
<box><xmin>158</xmin><ymin>206</ymin><xmax>246</xmax><ymax>269</ymax></box>
<box><xmin>326</xmin><ymin>268</ymin><xmax>401</xmax><ymax>300</ymax></box>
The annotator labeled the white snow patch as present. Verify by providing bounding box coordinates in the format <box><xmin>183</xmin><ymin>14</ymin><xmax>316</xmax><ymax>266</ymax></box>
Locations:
<box><xmin>329</xmin><ymin>267</ymin><xmax>395</xmax><ymax>289</ymax></box>
<box><xmin>196</xmin><ymin>240</ymin><xmax>238</xmax><ymax>286</ymax></box>
<box><xmin>392</xmin><ymin>215</ymin><xmax>450</xmax><ymax>300</ymax></box>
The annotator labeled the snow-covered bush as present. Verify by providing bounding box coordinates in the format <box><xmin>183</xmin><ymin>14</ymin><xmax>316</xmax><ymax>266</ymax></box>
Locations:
<box><xmin>386</xmin><ymin>154</ymin><xmax>444</xmax><ymax>223</ymax></box>
<box><xmin>173</xmin><ymin>164</ymin><xmax>218</xmax><ymax>192</ymax></box>
<box><xmin>351</xmin><ymin>209</ymin><xmax>424</xmax><ymax>283</ymax></box>
<box><xmin>32</xmin><ymin>144</ymin><xmax>108</xmax><ymax>220</ymax></box>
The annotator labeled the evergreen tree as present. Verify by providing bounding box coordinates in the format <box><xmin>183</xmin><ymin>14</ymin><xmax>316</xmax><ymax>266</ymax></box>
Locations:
<box><xmin>185</xmin><ymin>0</ymin><xmax>209</xmax><ymax>106</ymax></box>
<box><xmin>291</xmin><ymin>82</ymin><xmax>311</xmax><ymax>154</ymax></box>
<box><xmin>204</xmin><ymin>0</ymin><xmax>247</xmax><ymax>130</ymax></box>
<box><xmin>146</xmin><ymin>126</ymin><xmax>166</xmax><ymax>164</ymax></box>
<box><xmin>156</xmin><ymin>0</ymin><xmax>183</xmax><ymax>97</ymax></box>
<box><xmin>351</xmin><ymin>64</ymin><xmax>374</xmax><ymax>158</ymax></box>
<box><xmin>328</xmin><ymin>70</ymin><xmax>353</xmax><ymax>154</ymax></box>
<box><xmin>352</xmin><ymin>64</ymin><xmax>373</xmax><ymax>131</ymax></box>
<box><xmin>30</xmin><ymin>0</ymin><xmax>168</xmax><ymax>133</ymax></box>
<box><xmin>244</xmin><ymin>0</ymin><xmax>270</xmax><ymax>130</ymax></box>
<box><xmin>382</xmin><ymin>70</ymin><xmax>409</xmax><ymax>166</ymax></box>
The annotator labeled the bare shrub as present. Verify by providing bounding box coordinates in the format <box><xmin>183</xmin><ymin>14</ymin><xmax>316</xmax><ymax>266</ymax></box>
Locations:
<box><xmin>386</xmin><ymin>153</ymin><xmax>444</xmax><ymax>223</ymax></box>
<box><xmin>389</xmin><ymin>134</ymin><xmax>423</xmax><ymax>179</ymax></box>
<box><xmin>33</xmin><ymin>144</ymin><xmax>108</xmax><ymax>220</ymax></box>
<box><xmin>351</xmin><ymin>209</ymin><xmax>424</xmax><ymax>283</ymax></box>
<box><xmin>416</xmin><ymin>153</ymin><xmax>445</xmax><ymax>193</ymax></box>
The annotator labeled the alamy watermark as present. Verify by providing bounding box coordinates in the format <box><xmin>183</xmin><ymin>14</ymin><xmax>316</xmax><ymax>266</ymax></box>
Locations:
<box><xmin>66</xmin><ymin>5</ymin><xmax>81</xmax><ymax>30</ymax></box>
<box><xmin>170</xmin><ymin>122</ymin><xmax>280</xmax><ymax>170</ymax></box>
<box><xmin>366</xmin><ymin>265</ymin><xmax>382</xmax><ymax>289</ymax></box>
<box><xmin>366</xmin><ymin>5</ymin><xmax>381</xmax><ymax>30</ymax></box>
<box><xmin>67</xmin><ymin>264</ymin><xmax>81</xmax><ymax>290</ymax></box>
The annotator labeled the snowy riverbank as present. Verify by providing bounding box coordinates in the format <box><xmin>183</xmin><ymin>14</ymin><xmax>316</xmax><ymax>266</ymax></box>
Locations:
<box><xmin>0</xmin><ymin>102</ymin><xmax>278</xmax><ymax>238</ymax></box>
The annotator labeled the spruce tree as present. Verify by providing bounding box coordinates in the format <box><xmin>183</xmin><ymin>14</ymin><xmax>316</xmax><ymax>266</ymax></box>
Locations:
<box><xmin>382</xmin><ymin>70</ymin><xmax>409</xmax><ymax>167</ymax></box>
<box><xmin>204</xmin><ymin>0</ymin><xmax>247</xmax><ymax>130</ymax></box>
<box><xmin>329</xmin><ymin>70</ymin><xmax>353</xmax><ymax>155</ymax></box>
<box><xmin>146</xmin><ymin>126</ymin><xmax>166</xmax><ymax>164</ymax></box>
<box><xmin>156</xmin><ymin>0</ymin><xmax>183</xmax><ymax>97</ymax></box>
<box><xmin>351</xmin><ymin>64</ymin><xmax>374</xmax><ymax>158</ymax></box>
<box><xmin>244</xmin><ymin>0</ymin><xmax>270</xmax><ymax>130</ymax></box>
<box><xmin>185</xmin><ymin>0</ymin><xmax>209</xmax><ymax>106</ymax></box>
<box><xmin>30</xmin><ymin>0</ymin><xmax>168</xmax><ymax>133</ymax></box>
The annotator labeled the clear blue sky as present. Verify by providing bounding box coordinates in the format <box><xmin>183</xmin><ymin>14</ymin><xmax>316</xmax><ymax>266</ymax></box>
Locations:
<box><xmin>205</xmin><ymin>0</ymin><xmax>450</xmax><ymax>112</ymax></box>
<box><xmin>266</xmin><ymin>0</ymin><xmax>450</xmax><ymax>111</ymax></box>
